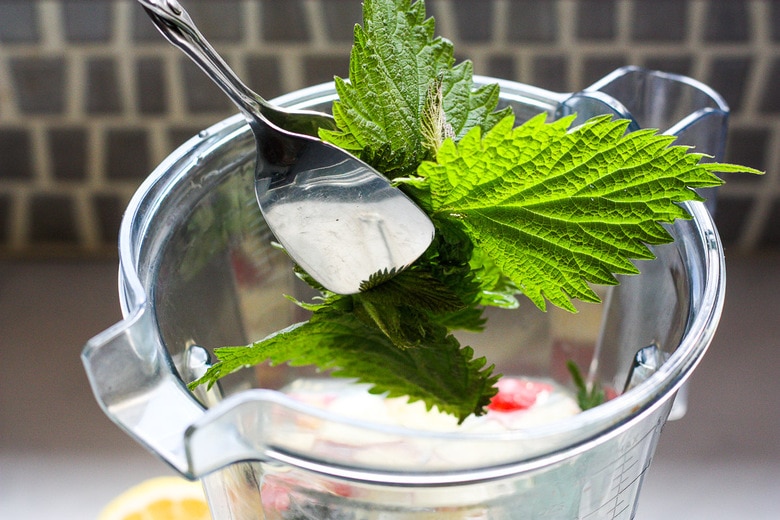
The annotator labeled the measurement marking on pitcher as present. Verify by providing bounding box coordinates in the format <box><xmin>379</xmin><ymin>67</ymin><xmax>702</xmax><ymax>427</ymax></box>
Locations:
<box><xmin>580</xmin><ymin>424</ymin><xmax>660</xmax><ymax>520</ymax></box>
<box><xmin>606</xmin><ymin>455</ymin><xmax>639</xmax><ymax>520</ymax></box>
<box><xmin>581</xmin><ymin>457</ymin><xmax>647</xmax><ymax>519</ymax></box>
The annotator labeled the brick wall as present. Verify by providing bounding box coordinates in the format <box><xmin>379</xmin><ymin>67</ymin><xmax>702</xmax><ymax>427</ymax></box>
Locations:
<box><xmin>0</xmin><ymin>0</ymin><xmax>777</xmax><ymax>257</ymax></box>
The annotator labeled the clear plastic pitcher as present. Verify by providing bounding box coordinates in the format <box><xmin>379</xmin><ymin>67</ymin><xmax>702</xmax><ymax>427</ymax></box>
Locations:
<box><xmin>83</xmin><ymin>68</ymin><xmax>729</xmax><ymax>519</ymax></box>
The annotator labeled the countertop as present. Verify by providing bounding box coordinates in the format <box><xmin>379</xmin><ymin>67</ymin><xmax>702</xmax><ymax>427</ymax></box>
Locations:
<box><xmin>1</xmin><ymin>252</ymin><xmax>779</xmax><ymax>519</ymax></box>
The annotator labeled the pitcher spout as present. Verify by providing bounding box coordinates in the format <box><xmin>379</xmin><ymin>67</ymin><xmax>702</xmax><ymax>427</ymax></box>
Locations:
<box><xmin>82</xmin><ymin>305</ymin><xmax>205</xmax><ymax>477</ymax></box>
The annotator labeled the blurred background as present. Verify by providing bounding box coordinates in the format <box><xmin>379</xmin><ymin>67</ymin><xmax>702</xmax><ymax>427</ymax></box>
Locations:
<box><xmin>1</xmin><ymin>1</ymin><xmax>778</xmax><ymax>519</ymax></box>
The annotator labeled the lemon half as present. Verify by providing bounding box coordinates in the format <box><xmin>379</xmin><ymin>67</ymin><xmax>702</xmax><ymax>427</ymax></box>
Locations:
<box><xmin>98</xmin><ymin>476</ymin><xmax>211</xmax><ymax>520</ymax></box>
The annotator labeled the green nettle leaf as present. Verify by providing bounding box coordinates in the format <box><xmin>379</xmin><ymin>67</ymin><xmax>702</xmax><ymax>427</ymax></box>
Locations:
<box><xmin>417</xmin><ymin>113</ymin><xmax>743</xmax><ymax>312</ymax></box>
<box><xmin>566</xmin><ymin>360</ymin><xmax>605</xmax><ymax>411</ymax></box>
<box><xmin>190</xmin><ymin>302</ymin><xmax>498</xmax><ymax>423</ymax></box>
<box><xmin>319</xmin><ymin>0</ymin><xmax>510</xmax><ymax>178</ymax></box>
<box><xmin>190</xmin><ymin>0</ymin><xmax>762</xmax><ymax>421</ymax></box>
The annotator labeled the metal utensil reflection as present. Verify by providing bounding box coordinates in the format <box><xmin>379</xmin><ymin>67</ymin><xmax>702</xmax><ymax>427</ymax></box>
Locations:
<box><xmin>138</xmin><ymin>0</ymin><xmax>434</xmax><ymax>294</ymax></box>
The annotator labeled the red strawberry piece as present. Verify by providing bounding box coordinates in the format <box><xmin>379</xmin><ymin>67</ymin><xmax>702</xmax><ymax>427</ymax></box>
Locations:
<box><xmin>488</xmin><ymin>378</ymin><xmax>553</xmax><ymax>412</ymax></box>
<box><xmin>260</xmin><ymin>477</ymin><xmax>291</xmax><ymax>511</ymax></box>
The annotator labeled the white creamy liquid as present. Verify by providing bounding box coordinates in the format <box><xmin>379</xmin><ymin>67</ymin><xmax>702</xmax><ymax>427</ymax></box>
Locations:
<box><xmin>281</xmin><ymin>377</ymin><xmax>581</xmax><ymax>436</ymax></box>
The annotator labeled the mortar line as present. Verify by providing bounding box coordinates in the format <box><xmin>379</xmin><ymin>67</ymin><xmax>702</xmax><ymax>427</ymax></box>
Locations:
<box><xmin>74</xmin><ymin>186</ymin><xmax>100</xmax><ymax>251</ymax></box>
<box><xmin>242</xmin><ymin>0</ymin><xmax>261</xmax><ymax>47</ymax></box>
<box><xmin>303</xmin><ymin>0</ymin><xmax>328</xmax><ymax>46</ymax></box>
<box><xmin>688</xmin><ymin>0</ymin><xmax>710</xmax><ymax>81</ymax></box>
<box><xmin>29</xmin><ymin>123</ymin><xmax>51</xmax><ymax>189</ymax></box>
<box><xmin>431</xmin><ymin>0</ymin><xmax>457</xmax><ymax>43</ymax></box>
<box><xmin>9</xmin><ymin>188</ymin><xmax>30</xmax><ymax>252</ymax></box>
<box><xmin>557</xmin><ymin>0</ymin><xmax>577</xmax><ymax>89</ymax></box>
<box><xmin>741</xmin><ymin>0</ymin><xmax>773</xmax><ymax>116</ymax></box>
<box><xmin>115</xmin><ymin>1</ymin><xmax>138</xmax><ymax>119</ymax></box>
<box><xmin>492</xmin><ymin>0</ymin><xmax>508</xmax><ymax>45</ymax></box>
<box><xmin>0</xmin><ymin>44</ymin><xmax>18</xmax><ymax>122</ymax></box>
<box><xmin>38</xmin><ymin>0</ymin><xmax>63</xmax><ymax>51</ymax></box>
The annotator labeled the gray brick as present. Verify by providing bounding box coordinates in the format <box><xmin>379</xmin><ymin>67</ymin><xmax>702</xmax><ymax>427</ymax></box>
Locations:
<box><xmin>136</xmin><ymin>57</ymin><xmax>168</xmax><ymax>115</ymax></box>
<box><xmin>450</xmin><ymin>0</ymin><xmax>494</xmax><ymax>42</ymax></box>
<box><xmin>105</xmin><ymin>128</ymin><xmax>151</xmax><ymax>181</ymax></box>
<box><xmin>724</xmin><ymin>127</ymin><xmax>770</xmax><ymax>176</ymax></box>
<box><xmin>485</xmin><ymin>54</ymin><xmax>517</xmax><ymax>83</ymax></box>
<box><xmin>713</xmin><ymin>196</ymin><xmax>753</xmax><ymax>245</ymax></box>
<box><xmin>0</xmin><ymin>2</ymin><xmax>38</xmax><ymax>43</ymax></box>
<box><xmin>580</xmin><ymin>55</ymin><xmax>628</xmax><ymax>89</ymax></box>
<box><xmin>576</xmin><ymin>0</ymin><xmax>616</xmax><ymax>41</ymax></box>
<box><xmin>63</xmin><ymin>0</ymin><xmax>112</xmax><ymax>43</ymax></box>
<box><xmin>453</xmin><ymin>51</ymin><xmax>470</xmax><ymax>67</ymax></box>
<box><xmin>507</xmin><ymin>0</ymin><xmax>558</xmax><ymax>43</ymax></box>
<box><xmin>302</xmin><ymin>54</ymin><xmax>350</xmax><ymax>87</ymax></box>
<box><xmin>244</xmin><ymin>55</ymin><xmax>284</xmax><ymax>100</ymax></box>
<box><xmin>0</xmin><ymin>193</ymin><xmax>9</xmax><ymax>244</ymax></box>
<box><xmin>321</xmin><ymin>0</ymin><xmax>363</xmax><ymax>43</ymax></box>
<box><xmin>168</xmin><ymin>126</ymin><xmax>207</xmax><ymax>149</ymax></box>
<box><xmin>631</xmin><ymin>0</ymin><xmax>687</xmax><ymax>42</ymax></box>
<box><xmin>9</xmin><ymin>57</ymin><xmax>66</xmax><ymax>114</ymax></box>
<box><xmin>133</xmin><ymin>0</ymin><xmax>243</xmax><ymax>42</ymax></box>
<box><xmin>132</xmin><ymin>4</ymin><xmax>162</xmax><ymax>41</ymax></box>
<box><xmin>771</xmin><ymin>2</ymin><xmax>780</xmax><ymax>41</ymax></box>
<box><xmin>703</xmin><ymin>0</ymin><xmax>750</xmax><ymax>43</ymax></box>
<box><xmin>261</xmin><ymin>0</ymin><xmax>309</xmax><ymax>42</ymax></box>
<box><xmin>180</xmin><ymin>58</ymin><xmax>233</xmax><ymax>113</ymax></box>
<box><xmin>0</xmin><ymin>128</ymin><xmax>33</xmax><ymax>180</ymax></box>
<box><xmin>707</xmin><ymin>57</ymin><xmax>752</xmax><ymax>113</ymax></box>
<box><xmin>532</xmin><ymin>55</ymin><xmax>569</xmax><ymax>93</ymax></box>
<box><xmin>642</xmin><ymin>56</ymin><xmax>693</xmax><ymax>78</ymax></box>
<box><xmin>181</xmin><ymin>0</ymin><xmax>243</xmax><ymax>42</ymax></box>
<box><xmin>48</xmin><ymin>127</ymin><xmax>88</xmax><ymax>181</ymax></box>
<box><xmin>30</xmin><ymin>194</ymin><xmax>78</xmax><ymax>243</ymax></box>
<box><xmin>86</xmin><ymin>58</ymin><xmax>122</xmax><ymax>114</ymax></box>
<box><xmin>92</xmin><ymin>194</ymin><xmax>123</xmax><ymax>244</ymax></box>
<box><xmin>759</xmin><ymin>58</ymin><xmax>780</xmax><ymax>114</ymax></box>
<box><xmin>759</xmin><ymin>198</ymin><xmax>780</xmax><ymax>248</ymax></box>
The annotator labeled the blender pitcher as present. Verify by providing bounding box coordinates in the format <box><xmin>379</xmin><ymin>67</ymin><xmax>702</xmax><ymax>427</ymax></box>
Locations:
<box><xmin>83</xmin><ymin>68</ymin><xmax>729</xmax><ymax>519</ymax></box>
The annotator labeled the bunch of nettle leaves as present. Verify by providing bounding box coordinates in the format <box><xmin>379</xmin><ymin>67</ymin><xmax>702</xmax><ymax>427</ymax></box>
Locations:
<box><xmin>192</xmin><ymin>0</ymin><xmax>758</xmax><ymax>422</ymax></box>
